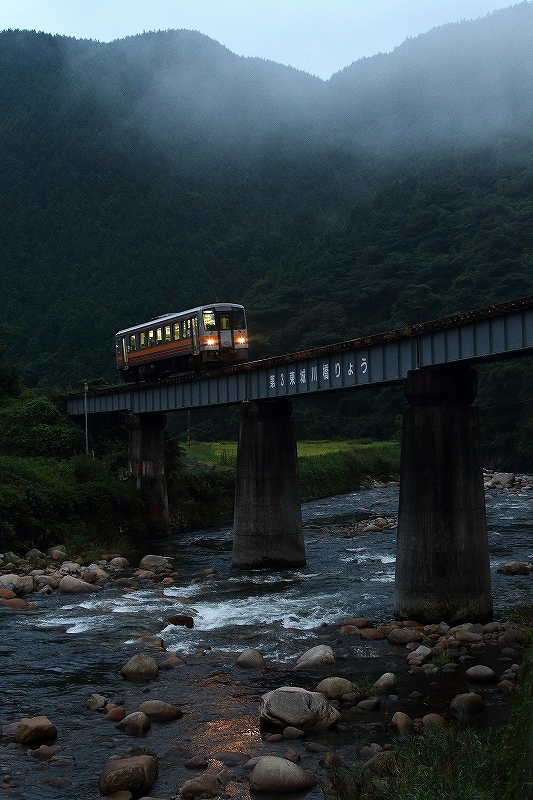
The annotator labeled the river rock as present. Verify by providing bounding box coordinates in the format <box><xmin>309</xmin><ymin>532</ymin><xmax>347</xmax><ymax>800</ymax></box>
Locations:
<box><xmin>236</xmin><ymin>648</ymin><xmax>266</xmax><ymax>669</ymax></box>
<box><xmin>109</xmin><ymin>556</ymin><xmax>130</xmax><ymax>568</ymax></box>
<box><xmin>98</xmin><ymin>754</ymin><xmax>158</xmax><ymax>796</ymax></box>
<box><xmin>455</xmin><ymin>629</ymin><xmax>484</xmax><ymax>643</ymax></box>
<box><xmin>85</xmin><ymin>693</ymin><xmax>106</xmax><ymax>711</ymax></box>
<box><xmin>139</xmin><ymin>554</ymin><xmax>173</xmax><ymax>569</ymax></box>
<box><xmin>166</xmin><ymin>614</ymin><xmax>194</xmax><ymax>629</ymax></box>
<box><xmin>387</xmin><ymin>627</ymin><xmax>424</xmax><ymax>645</ymax></box>
<box><xmin>59</xmin><ymin>560</ymin><xmax>81</xmax><ymax>574</ymax></box>
<box><xmin>57</xmin><ymin>575</ymin><xmax>100</xmax><ymax>594</ymax></box>
<box><xmin>360</xmin><ymin>627</ymin><xmax>385</xmax><ymax>640</ymax></box>
<box><xmin>0</xmin><ymin>597</ymin><xmax>37</xmax><ymax>611</ymax></box>
<box><xmin>120</xmin><ymin>653</ymin><xmax>159</xmax><ymax>681</ymax></box>
<box><xmin>314</xmin><ymin>677</ymin><xmax>355</xmax><ymax>698</ymax></box>
<box><xmin>0</xmin><ymin>574</ymin><xmax>34</xmax><ymax>594</ymax></box>
<box><xmin>294</xmin><ymin>644</ymin><xmax>335</xmax><ymax>669</ymax></box>
<box><xmin>372</xmin><ymin>672</ymin><xmax>398</xmax><ymax>694</ymax></box>
<box><xmin>116</xmin><ymin>711</ymin><xmax>151</xmax><ymax>736</ymax></box>
<box><xmin>138</xmin><ymin>700</ymin><xmax>183</xmax><ymax>722</ymax></box>
<box><xmin>391</xmin><ymin>711</ymin><xmax>414</xmax><ymax>735</ymax></box>
<box><xmin>422</xmin><ymin>713</ymin><xmax>446</xmax><ymax>729</ymax></box>
<box><xmin>450</xmin><ymin>692</ymin><xmax>485</xmax><ymax>715</ymax></box>
<box><xmin>260</xmin><ymin>686</ymin><xmax>341</xmax><ymax>730</ymax></box>
<box><xmin>497</xmin><ymin>561</ymin><xmax>533</xmax><ymax>575</ymax></box>
<box><xmin>15</xmin><ymin>716</ymin><xmax>58</xmax><ymax>745</ymax></box>
<box><xmin>249</xmin><ymin>756</ymin><xmax>317</xmax><ymax>793</ymax></box>
<box><xmin>488</xmin><ymin>472</ymin><xmax>515</xmax><ymax>488</ymax></box>
<box><xmin>179</xmin><ymin>775</ymin><xmax>225</xmax><ymax>798</ymax></box>
<box><xmin>105</xmin><ymin>706</ymin><xmax>127</xmax><ymax>721</ymax></box>
<box><xmin>465</xmin><ymin>665</ymin><xmax>497</xmax><ymax>682</ymax></box>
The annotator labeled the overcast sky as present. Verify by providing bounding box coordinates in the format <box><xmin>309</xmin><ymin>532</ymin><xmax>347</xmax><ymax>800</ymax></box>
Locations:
<box><xmin>0</xmin><ymin>1</ymin><xmax>518</xmax><ymax>79</ymax></box>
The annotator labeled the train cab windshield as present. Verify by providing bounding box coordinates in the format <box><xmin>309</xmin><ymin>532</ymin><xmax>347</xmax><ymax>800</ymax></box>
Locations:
<box><xmin>202</xmin><ymin>307</ymin><xmax>246</xmax><ymax>331</ymax></box>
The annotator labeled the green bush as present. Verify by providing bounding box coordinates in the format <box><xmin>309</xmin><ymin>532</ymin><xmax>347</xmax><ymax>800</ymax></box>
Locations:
<box><xmin>0</xmin><ymin>393</ymin><xmax>84</xmax><ymax>457</ymax></box>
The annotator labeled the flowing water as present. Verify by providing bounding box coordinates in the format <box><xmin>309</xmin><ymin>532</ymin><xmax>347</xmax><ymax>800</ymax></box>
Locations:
<box><xmin>2</xmin><ymin>486</ymin><xmax>533</xmax><ymax>798</ymax></box>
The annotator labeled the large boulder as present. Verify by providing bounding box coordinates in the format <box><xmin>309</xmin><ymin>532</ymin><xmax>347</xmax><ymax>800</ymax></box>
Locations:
<box><xmin>116</xmin><ymin>711</ymin><xmax>151</xmax><ymax>736</ymax></box>
<box><xmin>236</xmin><ymin>648</ymin><xmax>266</xmax><ymax>669</ymax></box>
<box><xmin>450</xmin><ymin>693</ymin><xmax>485</xmax><ymax>716</ymax></box>
<box><xmin>260</xmin><ymin>686</ymin><xmax>341</xmax><ymax>730</ymax></box>
<box><xmin>138</xmin><ymin>700</ymin><xmax>183</xmax><ymax>722</ymax></box>
<box><xmin>249</xmin><ymin>756</ymin><xmax>317</xmax><ymax>793</ymax></box>
<box><xmin>0</xmin><ymin>574</ymin><xmax>34</xmax><ymax>595</ymax></box>
<box><xmin>372</xmin><ymin>672</ymin><xmax>398</xmax><ymax>694</ymax></box>
<box><xmin>488</xmin><ymin>472</ymin><xmax>515</xmax><ymax>488</ymax></box>
<box><xmin>139</xmin><ymin>554</ymin><xmax>173</xmax><ymax>569</ymax></box>
<box><xmin>15</xmin><ymin>716</ymin><xmax>57</xmax><ymax>745</ymax></box>
<box><xmin>465</xmin><ymin>665</ymin><xmax>497</xmax><ymax>682</ymax></box>
<box><xmin>294</xmin><ymin>644</ymin><xmax>335</xmax><ymax>669</ymax></box>
<box><xmin>387</xmin><ymin>628</ymin><xmax>424</xmax><ymax>645</ymax></box>
<box><xmin>57</xmin><ymin>575</ymin><xmax>100</xmax><ymax>595</ymax></box>
<box><xmin>98</xmin><ymin>754</ymin><xmax>158</xmax><ymax>796</ymax></box>
<box><xmin>120</xmin><ymin>653</ymin><xmax>159</xmax><ymax>681</ymax></box>
<box><xmin>314</xmin><ymin>676</ymin><xmax>355</xmax><ymax>699</ymax></box>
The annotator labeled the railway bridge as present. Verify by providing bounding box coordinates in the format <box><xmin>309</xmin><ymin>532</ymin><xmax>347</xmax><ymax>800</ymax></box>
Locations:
<box><xmin>66</xmin><ymin>295</ymin><xmax>533</xmax><ymax>624</ymax></box>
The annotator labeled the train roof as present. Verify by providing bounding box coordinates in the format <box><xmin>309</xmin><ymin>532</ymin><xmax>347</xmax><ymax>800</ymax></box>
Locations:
<box><xmin>115</xmin><ymin>303</ymin><xmax>245</xmax><ymax>337</ymax></box>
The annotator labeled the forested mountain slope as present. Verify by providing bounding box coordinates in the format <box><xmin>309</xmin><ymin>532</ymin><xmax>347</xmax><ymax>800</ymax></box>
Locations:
<box><xmin>1</xmin><ymin>4</ymin><xmax>533</xmax><ymax>462</ymax></box>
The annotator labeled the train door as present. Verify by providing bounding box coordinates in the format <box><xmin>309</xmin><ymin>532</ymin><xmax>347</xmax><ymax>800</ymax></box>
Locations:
<box><xmin>191</xmin><ymin>317</ymin><xmax>200</xmax><ymax>355</ymax></box>
<box><xmin>217</xmin><ymin>311</ymin><xmax>232</xmax><ymax>349</ymax></box>
<box><xmin>121</xmin><ymin>336</ymin><xmax>128</xmax><ymax>367</ymax></box>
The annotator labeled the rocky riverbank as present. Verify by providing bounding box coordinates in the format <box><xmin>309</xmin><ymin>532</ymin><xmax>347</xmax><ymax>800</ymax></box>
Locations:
<box><xmin>0</xmin><ymin>543</ymin><xmax>528</xmax><ymax>799</ymax></box>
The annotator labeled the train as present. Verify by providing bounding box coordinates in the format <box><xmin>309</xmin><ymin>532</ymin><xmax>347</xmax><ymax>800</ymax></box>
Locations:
<box><xmin>115</xmin><ymin>303</ymin><xmax>248</xmax><ymax>382</ymax></box>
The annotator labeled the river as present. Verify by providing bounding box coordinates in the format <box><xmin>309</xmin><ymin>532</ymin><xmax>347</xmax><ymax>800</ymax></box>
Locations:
<box><xmin>2</xmin><ymin>485</ymin><xmax>533</xmax><ymax>798</ymax></box>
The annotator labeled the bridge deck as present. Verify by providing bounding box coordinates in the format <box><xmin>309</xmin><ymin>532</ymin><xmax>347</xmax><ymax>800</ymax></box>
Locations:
<box><xmin>66</xmin><ymin>295</ymin><xmax>533</xmax><ymax>415</ymax></box>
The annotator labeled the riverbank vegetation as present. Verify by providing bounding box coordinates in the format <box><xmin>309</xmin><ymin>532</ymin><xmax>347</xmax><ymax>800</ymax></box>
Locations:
<box><xmin>173</xmin><ymin>439</ymin><xmax>400</xmax><ymax>529</ymax></box>
<box><xmin>0</xmin><ymin>359</ymin><xmax>400</xmax><ymax>553</ymax></box>
<box><xmin>328</xmin><ymin>627</ymin><xmax>533</xmax><ymax>800</ymax></box>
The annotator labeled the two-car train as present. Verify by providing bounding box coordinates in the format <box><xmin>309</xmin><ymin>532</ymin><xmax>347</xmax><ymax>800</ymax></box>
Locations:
<box><xmin>115</xmin><ymin>303</ymin><xmax>248</xmax><ymax>382</ymax></box>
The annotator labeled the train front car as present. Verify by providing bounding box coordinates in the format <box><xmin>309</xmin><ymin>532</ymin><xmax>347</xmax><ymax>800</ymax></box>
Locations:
<box><xmin>115</xmin><ymin>303</ymin><xmax>248</xmax><ymax>382</ymax></box>
<box><xmin>198</xmin><ymin>304</ymin><xmax>248</xmax><ymax>366</ymax></box>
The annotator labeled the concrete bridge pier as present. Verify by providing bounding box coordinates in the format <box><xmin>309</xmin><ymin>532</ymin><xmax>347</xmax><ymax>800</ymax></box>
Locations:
<box><xmin>394</xmin><ymin>368</ymin><xmax>493</xmax><ymax>624</ymax></box>
<box><xmin>233</xmin><ymin>399</ymin><xmax>306</xmax><ymax>568</ymax></box>
<box><xmin>128</xmin><ymin>412</ymin><xmax>170</xmax><ymax>533</ymax></box>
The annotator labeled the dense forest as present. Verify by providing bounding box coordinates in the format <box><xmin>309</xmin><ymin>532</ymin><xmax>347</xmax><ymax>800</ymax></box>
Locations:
<box><xmin>2</xmin><ymin>3</ymin><xmax>533</xmax><ymax>464</ymax></box>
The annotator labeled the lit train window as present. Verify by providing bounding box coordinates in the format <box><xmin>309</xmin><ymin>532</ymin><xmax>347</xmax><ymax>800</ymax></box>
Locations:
<box><xmin>218</xmin><ymin>314</ymin><xmax>230</xmax><ymax>331</ymax></box>
<box><xmin>129</xmin><ymin>334</ymin><xmax>137</xmax><ymax>351</ymax></box>
<box><xmin>182</xmin><ymin>320</ymin><xmax>187</xmax><ymax>338</ymax></box>
<box><xmin>148</xmin><ymin>329</ymin><xmax>155</xmax><ymax>347</ymax></box>
<box><xmin>139</xmin><ymin>332</ymin><xmax>147</xmax><ymax>349</ymax></box>
<box><xmin>203</xmin><ymin>309</ymin><xmax>216</xmax><ymax>331</ymax></box>
<box><xmin>164</xmin><ymin>325</ymin><xmax>171</xmax><ymax>342</ymax></box>
<box><xmin>156</xmin><ymin>327</ymin><xmax>163</xmax><ymax>344</ymax></box>
<box><xmin>173</xmin><ymin>323</ymin><xmax>181</xmax><ymax>341</ymax></box>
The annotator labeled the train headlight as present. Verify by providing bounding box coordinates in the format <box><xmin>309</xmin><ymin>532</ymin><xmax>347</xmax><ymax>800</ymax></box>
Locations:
<box><xmin>206</xmin><ymin>337</ymin><xmax>217</xmax><ymax>347</ymax></box>
<box><xmin>236</xmin><ymin>336</ymin><xmax>247</xmax><ymax>345</ymax></box>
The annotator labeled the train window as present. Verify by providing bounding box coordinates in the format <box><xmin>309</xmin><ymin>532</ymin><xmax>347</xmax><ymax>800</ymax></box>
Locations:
<box><xmin>139</xmin><ymin>332</ymin><xmax>147</xmax><ymax>349</ymax></box>
<box><xmin>173</xmin><ymin>323</ymin><xmax>181</xmax><ymax>341</ymax></box>
<box><xmin>186</xmin><ymin>319</ymin><xmax>192</xmax><ymax>338</ymax></box>
<box><xmin>129</xmin><ymin>334</ymin><xmax>137</xmax><ymax>351</ymax></box>
<box><xmin>182</xmin><ymin>320</ymin><xmax>187</xmax><ymax>339</ymax></box>
<box><xmin>164</xmin><ymin>325</ymin><xmax>171</xmax><ymax>342</ymax></box>
<box><xmin>203</xmin><ymin>309</ymin><xmax>216</xmax><ymax>331</ymax></box>
<box><xmin>232</xmin><ymin>308</ymin><xmax>246</xmax><ymax>329</ymax></box>
<box><xmin>218</xmin><ymin>314</ymin><xmax>230</xmax><ymax>331</ymax></box>
<box><xmin>148</xmin><ymin>329</ymin><xmax>155</xmax><ymax>347</ymax></box>
<box><xmin>156</xmin><ymin>327</ymin><xmax>163</xmax><ymax>344</ymax></box>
